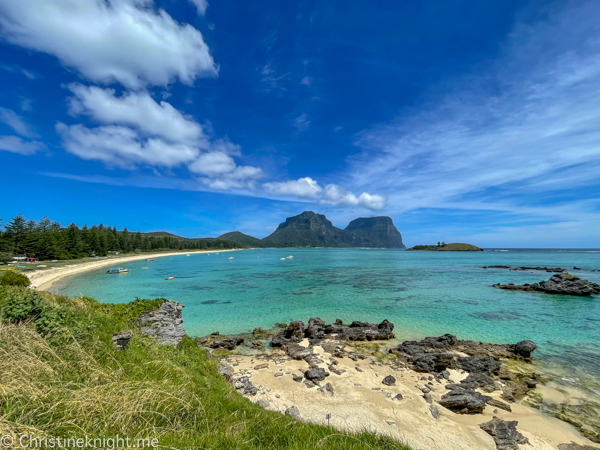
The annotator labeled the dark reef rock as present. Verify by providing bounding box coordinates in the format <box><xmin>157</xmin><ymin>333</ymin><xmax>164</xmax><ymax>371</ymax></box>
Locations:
<box><xmin>304</xmin><ymin>367</ymin><xmax>329</xmax><ymax>382</ymax></box>
<box><xmin>494</xmin><ymin>273</ymin><xmax>600</xmax><ymax>297</ymax></box>
<box><xmin>479</xmin><ymin>417</ymin><xmax>530</xmax><ymax>450</ymax></box>
<box><xmin>201</xmin><ymin>336</ymin><xmax>244</xmax><ymax>350</ymax></box>
<box><xmin>439</xmin><ymin>387</ymin><xmax>491</xmax><ymax>414</ymax></box>
<box><xmin>270</xmin><ymin>318</ymin><xmax>395</xmax><ymax>349</ymax></box>
<box><xmin>457</xmin><ymin>356</ymin><xmax>501</xmax><ymax>375</ymax></box>
<box><xmin>233</xmin><ymin>376</ymin><xmax>258</xmax><ymax>396</ymax></box>
<box><xmin>112</xmin><ymin>331</ymin><xmax>133</xmax><ymax>350</ymax></box>
<box><xmin>382</xmin><ymin>375</ymin><xmax>396</xmax><ymax>386</ymax></box>
<box><xmin>140</xmin><ymin>300</ymin><xmax>186</xmax><ymax>347</ymax></box>
<box><xmin>482</xmin><ymin>265</ymin><xmax>565</xmax><ymax>272</ymax></box>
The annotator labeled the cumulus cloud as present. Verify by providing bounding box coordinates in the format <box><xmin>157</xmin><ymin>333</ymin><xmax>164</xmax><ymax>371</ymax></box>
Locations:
<box><xmin>199</xmin><ymin>165</ymin><xmax>265</xmax><ymax>191</ymax></box>
<box><xmin>321</xmin><ymin>184</ymin><xmax>385</xmax><ymax>210</ymax></box>
<box><xmin>56</xmin><ymin>123</ymin><xmax>199</xmax><ymax>168</ymax></box>
<box><xmin>0</xmin><ymin>0</ymin><xmax>217</xmax><ymax>89</ymax></box>
<box><xmin>188</xmin><ymin>0</ymin><xmax>208</xmax><ymax>15</ymax></box>
<box><xmin>188</xmin><ymin>152</ymin><xmax>236</xmax><ymax>176</ymax></box>
<box><xmin>0</xmin><ymin>107</ymin><xmax>38</xmax><ymax>138</ymax></box>
<box><xmin>0</xmin><ymin>135</ymin><xmax>45</xmax><ymax>154</ymax></box>
<box><xmin>67</xmin><ymin>84</ymin><xmax>206</xmax><ymax>146</ymax></box>
<box><xmin>263</xmin><ymin>177</ymin><xmax>322</xmax><ymax>199</ymax></box>
<box><xmin>263</xmin><ymin>177</ymin><xmax>385</xmax><ymax>209</ymax></box>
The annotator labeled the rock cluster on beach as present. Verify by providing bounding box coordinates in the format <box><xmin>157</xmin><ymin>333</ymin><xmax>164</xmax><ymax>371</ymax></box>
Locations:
<box><xmin>389</xmin><ymin>334</ymin><xmax>539</xmax><ymax>415</ymax></box>
<box><xmin>493</xmin><ymin>273</ymin><xmax>600</xmax><ymax>297</ymax></box>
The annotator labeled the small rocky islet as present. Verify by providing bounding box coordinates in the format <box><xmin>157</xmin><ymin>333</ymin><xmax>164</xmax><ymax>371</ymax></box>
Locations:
<box><xmin>493</xmin><ymin>272</ymin><xmax>600</xmax><ymax>297</ymax></box>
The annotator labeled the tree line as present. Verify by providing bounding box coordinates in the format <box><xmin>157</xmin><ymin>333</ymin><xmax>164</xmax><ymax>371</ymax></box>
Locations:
<box><xmin>0</xmin><ymin>215</ymin><xmax>241</xmax><ymax>262</ymax></box>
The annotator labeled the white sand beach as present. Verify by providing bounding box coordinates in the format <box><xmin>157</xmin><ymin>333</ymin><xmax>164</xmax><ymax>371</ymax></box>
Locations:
<box><xmin>224</xmin><ymin>340</ymin><xmax>598</xmax><ymax>450</ymax></box>
<box><xmin>27</xmin><ymin>249</ymin><xmax>241</xmax><ymax>291</ymax></box>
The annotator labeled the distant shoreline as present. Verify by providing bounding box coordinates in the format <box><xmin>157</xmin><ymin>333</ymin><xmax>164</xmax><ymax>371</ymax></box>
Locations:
<box><xmin>28</xmin><ymin>249</ymin><xmax>242</xmax><ymax>291</ymax></box>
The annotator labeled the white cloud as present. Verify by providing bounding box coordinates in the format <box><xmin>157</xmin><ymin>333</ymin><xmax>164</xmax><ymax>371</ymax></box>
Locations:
<box><xmin>199</xmin><ymin>165</ymin><xmax>265</xmax><ymax>191</ymax></box>
<box><xmin>263</xmin><ymin>177</ymin><xmax>322</xmax><ymax>199</ymax></box>
<box><xmin>0</xmin><ymin>135</ymin><xmax>45</xmax><ymax>154</ymax></box>
<box><xmin>0</xmin><ymin>107</ymin><xmax>38</xmax><ymax>138</ymax></box>
<box><xmin>67</xmin><ymin>84</ymin><xmax>206</xmax><ymax>146</ymax></box>
<box><xmin>0</xmin><ymin>0</ymin><xmax>217</xmax><ymax>89</ymax></box>
<box><xmin>188</xmin><ymin>0</ymin><xmax>208</xmax><ymax>15</ymax></box>
<box><xmin>56</xmin><ymin>122</ymin><xmax>199</xmax><ymax>168</ymax></box>
<box><xmin>20</xmin><ymin>98</ymin><xmax>33</xmax><ymax>111</ymax></box>
<box><xmin>321</xmin><ymin>184</ymin><xmax>385</xmax><ymax>210</ymax></box>
<box><xmin>293</xmin><ymin>113</ymin><xmax>310</xmax><ymax>131</ymax></box>
<box><xmin>188</xmin><ymin>152</ymin><xmax>236</xmax><ymax>176</ymax></box>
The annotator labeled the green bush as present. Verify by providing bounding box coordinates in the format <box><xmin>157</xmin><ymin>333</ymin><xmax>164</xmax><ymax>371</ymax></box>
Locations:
<box><xmin>0</xmin><ymin>270</ymin><xmax>32</xmax><ymax>287</ymax></box>
<box><xmin>0</xmin><ymin>286</ymin><xmax>73</xmax><ymax>339</ymax></box>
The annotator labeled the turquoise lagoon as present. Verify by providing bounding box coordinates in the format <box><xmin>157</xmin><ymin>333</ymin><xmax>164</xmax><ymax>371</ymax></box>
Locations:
<box><xmin>53</xmin><ymin>248</ymin><xmax>600</xmax><ymax>375</ymax></box>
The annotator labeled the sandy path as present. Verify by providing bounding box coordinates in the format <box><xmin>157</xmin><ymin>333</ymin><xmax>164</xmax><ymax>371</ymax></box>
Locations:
<box><xmin>27</xmin><ymin>249</ymin><xmax>242</xmax><ymax>291</ymax></box>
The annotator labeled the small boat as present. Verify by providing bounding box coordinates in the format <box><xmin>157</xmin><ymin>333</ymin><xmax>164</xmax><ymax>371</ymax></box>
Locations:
<box><xmin>286</xmin><ymin>255</ymin><xmax>294</xmax><ymax>259</ymax></box>
<box><xmin>215</xmin><ymin>252</ymin><xmax>219</xmax><ymax>255</ymax></box>
<box><xmin>228</xmin><ymin>257</ymin><xmax>235</xmax><ymax>260</ymax></box>
<box><xmin>280</xmin><ymin>257</ymin><xmax>286</xmax><ymax>260</ymax></box>
<box><xmin>106</xmin><ymin>268</ymin><xmax>129</xmax><ymax>274</ymax></box>
<box><xmin>145</xmin><ymin>259</ymin><xmax>154</xmax><ymax>262</ymax></box>
<box><xmin>166</xmin><ymin>276</ymin><xmax>174</xmax><ymax>280</ymax></box>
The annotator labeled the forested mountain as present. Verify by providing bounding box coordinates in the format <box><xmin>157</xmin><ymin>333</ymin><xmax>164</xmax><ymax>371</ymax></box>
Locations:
<box><xmin>247</xmin><ymin>211</ymin><xmax>405</xmax><ymax>248</ymax></box>
<box><xmin>217</xmin><ymin>232</ymin><xmax>264</xmax><ymax>248</ymax></box>
<box><xmin>0</xmin><ymin>215</ymin><xmax>241</xmax><ymax>262</ymax></box>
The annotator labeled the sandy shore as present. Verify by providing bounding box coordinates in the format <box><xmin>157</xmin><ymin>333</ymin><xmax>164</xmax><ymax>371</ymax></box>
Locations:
<box><xmin>28</xmin><ymin>249</ymin><xmax>242</xmax><ymax>291</ymax></box>
<box><xmin>223</xmin><ymin>340</ymin><xmax>598</xmax><ymax>450</ymax></box>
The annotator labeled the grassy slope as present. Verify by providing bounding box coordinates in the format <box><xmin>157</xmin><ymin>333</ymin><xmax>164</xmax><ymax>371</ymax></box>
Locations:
<box><xmin>406</xmin><ymin>243</ymin><xmax>483</xmax><ymax>251</ymax></box>
<box><xmin>0</xmin><ymin>288</ymin><xmax>409</xmax><ymax>450</ymax></box>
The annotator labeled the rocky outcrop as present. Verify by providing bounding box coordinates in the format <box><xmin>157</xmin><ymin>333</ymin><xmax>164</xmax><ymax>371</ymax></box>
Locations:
<box><xmin>112</xmin><ymin>331</ymin><xmax>133</xmax><ymax>350</ymax></box>
<box><xmin>494</xmin><ymin>273</ymin><xmax>600</xmax><ymax>297</ymax></box>
<box><xmin>272</xmin><ymin>318</ymin><xmax>395</xmax><ymax>353</ymax></box>
<box><xmin>483</xmin><ymin>265</ymin><xmax>566</xmax><ymax>272</ymax></box>
<box><xmin>558</xmin><ymin>443</ymin><xmax>600</xmax><ymax>450</ymax></box>
<box><xmin>555</xmin><ymin>402</ymin><xmax>600</xmax><ymax>443</ymax></box>
<box><xmin>233</xmin><ymin>376</ymin><xmax>258</xmax><ymax>396</ymax></box>
<box><xmin>140</xmin><ymin>300</ymin><xmax>186</xmax><ymax>347</ymax></box>
<box><xmin>197</xmin><ymin>335</ymin><xmax>244</xmax><ymax>350</ymax></box>
<box><xmin>439</xmin><ymin>386</ymin><xmax>491</xmax><ymax>414</ymax></box>
<box><xmin>285</xmin><ymin>405</ymin><xmax>302</xmax><ymax>420</ymax></box>
<box><xmin>479</xmin><ymin>417</ymin><xmax>530</xmax><ymax>450</ymax></box>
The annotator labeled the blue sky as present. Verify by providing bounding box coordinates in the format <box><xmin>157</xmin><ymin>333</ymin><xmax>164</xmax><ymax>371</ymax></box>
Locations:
<box><xmin>1</xmin><ymin>0</ymin><xmax>599</xmax><ymax>247</ymax></box>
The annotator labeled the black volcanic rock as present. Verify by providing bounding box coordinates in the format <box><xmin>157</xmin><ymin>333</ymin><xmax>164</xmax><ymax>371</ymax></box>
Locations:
<box><xmin>494</xmin><ymin>273</ymin><xmax>600</xmax><ymax>297</ymax></box>
<box><xmin>342</xmin><ymin>216</ymin><xmax>405</xmax><ymax>248</ymax></box>
<box><xmin>260</xmin><ymin>211</ymin><xmax>405</xmax><ymax>248</ymax></box>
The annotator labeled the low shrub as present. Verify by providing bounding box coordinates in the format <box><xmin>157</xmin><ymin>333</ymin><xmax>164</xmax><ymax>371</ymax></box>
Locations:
<box><xmin>0</xmin><ymin>270</ymin><xmax>31</xmax><ymax>287</ymax></box>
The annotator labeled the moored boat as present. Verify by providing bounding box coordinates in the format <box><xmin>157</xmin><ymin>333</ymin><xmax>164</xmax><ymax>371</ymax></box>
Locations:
<box><xmin>228</xmin><ymin>257</ymin><xmax>235</xmax><ymax>260</ymax></box>
<box><xmin>106</xmin><ymin>268</ymin><xmax>129</xmax><ymax>274</ymax></box>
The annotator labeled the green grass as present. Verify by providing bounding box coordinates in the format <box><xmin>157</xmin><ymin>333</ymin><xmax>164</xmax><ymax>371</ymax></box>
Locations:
<box><xmin>0</xmin><ymin>287</ymin><xmax>410</xmax><ymax>449</ymax></box>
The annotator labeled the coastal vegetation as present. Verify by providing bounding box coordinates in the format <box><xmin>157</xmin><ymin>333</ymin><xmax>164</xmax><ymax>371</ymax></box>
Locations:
<box><xmin>406</xmin><ymin>243</ymin><xmax>483</xmax><ymax>251</ymax></box>
<box><xmin>0</xmin><ymin>214</ymin><xmax>241</xmax><ymax>262</ymax></box>
<box><xmin>0</xmin><ymin>285</ymin><xmax>409</xmax><ymax>449</ymax></box>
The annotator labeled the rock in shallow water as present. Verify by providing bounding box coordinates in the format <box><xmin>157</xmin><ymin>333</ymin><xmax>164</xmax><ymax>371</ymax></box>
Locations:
<box><xmin>494</xmin><ymin>273</ymin><xmax>600</xmax><ymax>297</ymax></box>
